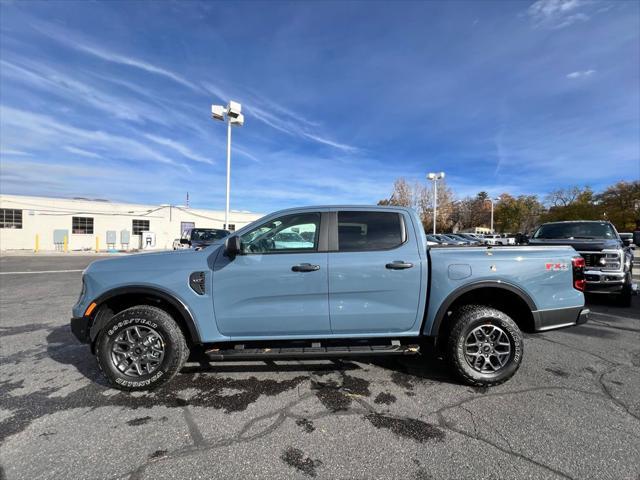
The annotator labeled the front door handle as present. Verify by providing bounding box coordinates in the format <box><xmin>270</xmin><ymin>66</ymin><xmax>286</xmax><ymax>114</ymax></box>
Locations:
<box><xmin>292</xmin><ymin>263</ymin><xmax>320</xmax><ymax>272</ymax></box>
<box><xmin>386</xmin><ymin>261</ymin><xmax>413</xmax><ymax>270</ymax></box>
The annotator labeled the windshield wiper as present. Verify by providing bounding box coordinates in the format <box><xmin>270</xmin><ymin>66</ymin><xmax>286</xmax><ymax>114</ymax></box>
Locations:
<box><xmin>563</xmin><ymin>236</ymin><xmax>595</xmax><ymax>239</ymax></box>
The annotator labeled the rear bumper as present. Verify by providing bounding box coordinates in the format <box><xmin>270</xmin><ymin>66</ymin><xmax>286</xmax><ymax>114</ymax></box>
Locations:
<box><xmin>71</xmin><ymin>316</ymin><xmax>91</xmax><ymax>344</ymax></box>
<box><xmin>532</xmin><ymin>306</ymin><xmax>589</xmax><ymax>332</ymax></box>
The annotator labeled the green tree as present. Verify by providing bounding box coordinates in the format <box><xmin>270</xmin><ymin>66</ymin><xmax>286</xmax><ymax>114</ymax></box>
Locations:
<box><xmin>539</xmin><ymin>187</ymin><xmax>602</xmax><ymax>223</ymax></box>
<box><xmin>597</xmin><ymin>180</ymin><xmax>640</xmax><ymax>231</ymax></box>
<box><xmin>495</xmin><ymin>194</ymin><xmax>544</xmax><ymax>233</ymax></box>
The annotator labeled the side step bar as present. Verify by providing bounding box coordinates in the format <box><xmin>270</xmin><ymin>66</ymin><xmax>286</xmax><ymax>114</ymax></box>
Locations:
<box><xmin>205</xmin><ymin>343</ymin><xmax>420</xmax><ymax>361</ymax></box>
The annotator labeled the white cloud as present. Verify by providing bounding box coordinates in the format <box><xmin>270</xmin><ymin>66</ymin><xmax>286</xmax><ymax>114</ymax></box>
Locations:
<box><xmin>0</xmin><ymin>148</ymin><xmax>30</xmax><ymax>156</ymax></box>
<box><xmin>32</xmin><ymin>21</ymin><xmax>201</xmax><ymax>92</ymax></box>
<box><xmin>527</xmin><ymin>0</ymin><xmax>590</xmax><ymax>29</ymax></box>
<box><xmin>566</xmin><ymin>69</ymin><xmax>596</xmax><ymax>78</ymax></box>
<box><xmin>0</xmin><ymin>105</ymin><xmax>186</xmax><ymax>169</ymax></box>
<box><xmin>63</xmin><ymin>146</ymin><xmax>103</xmax><ymax>159</ymax></box>
<box><xmin>144</xmin><ymin>134</ymin><xmax>213</xmax><ymax>164</ymax></box>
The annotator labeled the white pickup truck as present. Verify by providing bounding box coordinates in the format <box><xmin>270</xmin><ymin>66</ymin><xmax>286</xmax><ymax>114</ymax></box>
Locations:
<box><xmin>484</xmin><ymin>234</ymin><xmax>516</xmax><ymax>246</ymax></box>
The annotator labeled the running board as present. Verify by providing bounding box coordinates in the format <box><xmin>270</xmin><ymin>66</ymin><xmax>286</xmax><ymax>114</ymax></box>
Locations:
<box><xmin>205</xmin><ymin>343</ymin><xmax>420</xmax><ymax>361</ymax></box>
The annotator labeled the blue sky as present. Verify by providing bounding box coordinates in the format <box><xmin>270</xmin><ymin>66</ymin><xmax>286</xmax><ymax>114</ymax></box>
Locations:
<box><xmin>1</xmin><ymin>0</ymin><xmax>638</xmax><ymax>213</ymax></box>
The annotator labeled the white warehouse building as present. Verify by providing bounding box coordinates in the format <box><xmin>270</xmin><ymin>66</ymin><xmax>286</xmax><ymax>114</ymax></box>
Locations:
<box><xmin>0</xmin><ymin>194</ymin><xmax>263</xmax><ymax>252</ymax></box>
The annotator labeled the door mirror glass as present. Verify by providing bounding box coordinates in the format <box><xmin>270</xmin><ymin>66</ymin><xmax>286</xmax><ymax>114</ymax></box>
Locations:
<box><xmin>225</xmin><ymin>235</ymin><xmax>242</xmax><ymax>257</ymax></box>
<box><xmin>180</xmin><ymin>238</ymin><xmax>190</xmax><ymax>245</ymax></box>
<box><xmin>623</xmin><ymin>237</ymin><xmax>632</xmax><ymax>247</ymax></box>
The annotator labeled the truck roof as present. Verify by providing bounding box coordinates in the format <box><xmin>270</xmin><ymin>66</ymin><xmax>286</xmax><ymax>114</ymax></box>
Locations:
<box><xmin>539</xmin><ymin>220</ymin><xmax>612</xmax><ymax>224</ymax></box>
<box><xmin>266</xmin><ymin>205</ymin><xmax>416</xmax><ymax>215</ymax></box>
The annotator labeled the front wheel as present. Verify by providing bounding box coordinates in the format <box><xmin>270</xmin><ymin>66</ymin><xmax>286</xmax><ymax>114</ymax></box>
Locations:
<box><xmin>96</xmin><ymin>305</ymin><xmax>189</xmax><ymax>391</ymax></box>
<box><xmin>616</xmin><ymin>275</ymin><xmax>633</xmax><ymax>307</ymax></box>
<box><xmin>446</xmin><ymin>305</ymin><xmax>523</xmax><ymax>387</ymax></box>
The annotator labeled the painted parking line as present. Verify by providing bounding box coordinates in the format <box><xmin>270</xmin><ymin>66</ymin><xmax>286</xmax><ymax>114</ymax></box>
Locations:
<box><xmin>0</xmin><ymin>269</ymin><xmax>84</xmax><ymax>275</ymax></box>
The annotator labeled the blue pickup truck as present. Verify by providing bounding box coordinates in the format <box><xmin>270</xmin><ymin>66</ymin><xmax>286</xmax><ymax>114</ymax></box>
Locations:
<box><xmin>71</xmin><ymin>206</ymin><xmax>589</xmax><ymax>390</ymax></box>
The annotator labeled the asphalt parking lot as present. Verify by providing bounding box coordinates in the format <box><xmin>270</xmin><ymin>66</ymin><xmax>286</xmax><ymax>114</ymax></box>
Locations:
<box><xmin>1</xmin><ymin>254</ymin><xmax>639</xmax><ymax>480</ymax></box>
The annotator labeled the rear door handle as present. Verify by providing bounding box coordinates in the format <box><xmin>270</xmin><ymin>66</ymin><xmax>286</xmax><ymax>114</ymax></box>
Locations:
<box><xmin>292</xmin><ymin>263</ymin><xmax>320</xmax><ymax>272</ymax></box>
<box><xmin>386</xmin><ymin>261</ymin><xmax>413</xmax><ymax>270</ymax></box>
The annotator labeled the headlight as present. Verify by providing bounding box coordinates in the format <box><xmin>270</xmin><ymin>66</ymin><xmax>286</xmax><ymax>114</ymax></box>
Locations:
<box><xmin>601</xmin><ymin>252</ymin><xmax>621</xmax><ymax>270</ymax></box>
<box><xmin>77</xmin><ymin>275</ymin><xmax>86</xmax><ymax>303</ymax></box>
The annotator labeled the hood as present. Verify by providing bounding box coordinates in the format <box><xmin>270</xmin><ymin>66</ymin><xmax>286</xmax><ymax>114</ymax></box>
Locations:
<box><xmin>529</xmin><ymin>237</ymin><xmax>622</xmax><ymax>252</ymax></box>
<box><xmin>85</xmin><ymin>245</ymin><xmax>222</xmax><ymax>273</ymax></box>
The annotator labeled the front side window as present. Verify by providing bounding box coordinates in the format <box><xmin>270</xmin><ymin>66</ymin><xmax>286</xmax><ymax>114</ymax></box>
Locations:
<box><xmin>338</xmin><ymin>211</ymin><xmax>404</xmax><ymax>252</ymax></box>
<box><xmin>132</xmin><ymin>219</ymin><xmax>150</xmax><ymax>235</ymax></box>
<box><xmin>240</xmin><ymin>213</ymin><xmax>320</xmax><ymax>254</ymax></box>
<box><xmin>0</xmin><ymin>209</ymin><xmax>22</xmax><ymax>229</ymax></box>
<box><xmin>72</xmin><ymin>216</ymin><xmax>94</xmax><ymax>234</ymax></box>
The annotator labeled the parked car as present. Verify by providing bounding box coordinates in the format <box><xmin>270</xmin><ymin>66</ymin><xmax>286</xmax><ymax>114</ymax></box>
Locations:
<box><xmin>425</xmin><ymin>234</ymin><xmax>442</xmax><ymax>246</ymax></box>
<box><xmin>179</xmin><ymin>228</ymin><xmax>230</xmax><ymax>249</ymax></box>
<box><xmin>529</xmin><ymin>220</ymin><xmax>634</xmax><ymax>306</ymax></box>
<box><xmin>432</xmin><ymin>234</ymin><xmax>455</xmax><ymax>245</ymax></box>
<box><xmin>172</xmin><ymin>238</ymin><xmax>186</xmax><ymax>250</ymax></box>
<box><xmin>448</xmin><ymin>234</ymin><xmax>476</xmax><ymax>245</ymax></box>
<box><xmin>455</xmin><ymin>234</ymin><xmax>482</xmax><ymax>245</ymax></box>
<box><xmin>273</xmin><ymin>231</ymin><xmax>314</xmax><ymax>249</ymax></box>
<box><xmin>72</xmin><ymin>205</ymin><xmax>588</xmax><ymax>391</ymax></box>
<box><xmin>441</xmin><ymin>234</ymin><xmax>467</xmax><ymax>245</ymax></box>
<box><xmin>619</xmin><ymin>233</ymin><xmax>635</xmax><ymax>248</ymax></box>
<box><xmin>483</xmin><ymin>234</ymin><xmax>514</xmax><ymax>246</ymax></box>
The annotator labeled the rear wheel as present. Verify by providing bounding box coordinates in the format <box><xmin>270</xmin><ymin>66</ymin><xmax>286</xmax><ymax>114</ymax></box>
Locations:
<box><xmin>446</xmin><ymin>305</ymin><xmax>523</xmax><ymax>387</ymax></box>
<box><xmin>96</xmin><ymin>305</ymin><xmax>189</xmax><ymax>391</ymax></box>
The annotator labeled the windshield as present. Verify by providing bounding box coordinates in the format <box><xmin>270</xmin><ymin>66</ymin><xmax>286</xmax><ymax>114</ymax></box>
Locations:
<box><xmin>190</xmin><ymin>229</ymin><xmax>229</xmax><ymax>242</ymax></box>
<box><xmin>533</xmin><ymin>222</ymin><xmax>617</xmax><ymax>240</ymax></box>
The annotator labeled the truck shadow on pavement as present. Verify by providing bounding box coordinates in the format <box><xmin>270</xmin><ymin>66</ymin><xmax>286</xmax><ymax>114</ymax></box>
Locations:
<box><xmin>46</xmin><ymin>324</ymin><xmax>459</xmax><ymax>391</ymax></box>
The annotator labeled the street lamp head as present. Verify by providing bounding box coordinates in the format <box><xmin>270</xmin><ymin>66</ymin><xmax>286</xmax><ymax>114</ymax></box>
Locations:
<box><xmin>439</xmin><ymin>172</ymin><xmax>445</xmax><ymax>179</ymax></box>
<box><xmin>211</xmin><ymin>104</ymin><xmax>225</xmax><ymax>121</ymax></box>
<box><xmin>227</xmin><ymin>101</ymin><xmax>242</xmax><ymax>118</ymax></box>
<box><xmin>427</xmin><ymin>173</ymin><xmax>436</xmax><ymax>180</ymax></box>
<box><xmin>230</xmin><ymin>113</ymin><xmax>244</xmax><ymax>127</ymax></box>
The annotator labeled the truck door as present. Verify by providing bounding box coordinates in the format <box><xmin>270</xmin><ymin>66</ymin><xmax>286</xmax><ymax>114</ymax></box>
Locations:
<box><xmin>212</xmin><ymin>211</ymin><xmax>330</xmax><ymax>338</ymax></box>
<box><xmin>328</xmin><ymin>210</ymin><xmax>422</xmax><ymax>334</ymax></box>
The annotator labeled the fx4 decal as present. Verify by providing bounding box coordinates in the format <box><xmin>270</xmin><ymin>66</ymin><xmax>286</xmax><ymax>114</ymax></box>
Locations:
<box><xmin>545</xmin><ymin>262</ymin><xmax>568</xmax><ymax>271</ymax></box>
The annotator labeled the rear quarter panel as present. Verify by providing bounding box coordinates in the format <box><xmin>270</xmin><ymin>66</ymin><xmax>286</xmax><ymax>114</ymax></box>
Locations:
<box><xmin>423</xmin><ymin>246</ymin><xmax>584</xmax><ymax>335</ymax></box>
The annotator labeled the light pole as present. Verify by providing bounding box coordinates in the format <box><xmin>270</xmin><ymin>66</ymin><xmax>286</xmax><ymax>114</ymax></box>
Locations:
<box><xmin>489</xmin><ymin>197</ymin><xmax>499</xmax><ymax>233</ymax></box>
<box><xmin>211</xmin><ymin>101</ymin><xmax>244</xmax><ymax>230</ymax></box>
<box><xmin>427</xmin><ymin>172</ymin><xmax>445</xmax><ymax>234</ymax></box>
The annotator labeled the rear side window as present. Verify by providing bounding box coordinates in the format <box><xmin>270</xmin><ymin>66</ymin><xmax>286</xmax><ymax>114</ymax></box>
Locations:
<box><xmin>338</xmin><ymin>211</ymin><xmax>404</xmax><ymax>252</ymax></box>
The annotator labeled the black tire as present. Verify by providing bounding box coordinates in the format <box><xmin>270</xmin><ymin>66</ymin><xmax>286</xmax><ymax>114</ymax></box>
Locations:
<box><xmin>617</xmin><ymin>275</ymin><xmax>632</xmax><ymax>307</ymax></box>
<box><xmin>446</xmin><ymin>305</ymin><xmax>523</xmax><ymax>387</ymax></box>
<box><xmin>96</xmin><ymin>305</ymin><xmax>189</xmax><ymax>391</ymax></box>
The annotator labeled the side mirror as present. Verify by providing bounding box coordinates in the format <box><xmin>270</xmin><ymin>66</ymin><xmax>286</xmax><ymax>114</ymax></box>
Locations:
<box><xmin>224</xmin><ymin>235</ymin><xmax>242</xmax><ymax>257</ymax></box>
<box><xmin>623</xmin><ymin>238</ymin><xmax>632</xmax><ymax>247</ymax></box>
<box><xmin>180</xmin><ymin>239</ymin><xmax>190</xmax><ymax>245</ymax></box>
<box><xmin>633</xmin><ymin>231</ymin><xmax>640</xmax><ymax>246</ymax></box>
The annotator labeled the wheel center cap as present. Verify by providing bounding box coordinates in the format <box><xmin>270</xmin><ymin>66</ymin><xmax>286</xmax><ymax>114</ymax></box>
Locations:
<box><xmin>134</xmin><ymin>347</ymin><xmax>143</xmax><ymax>354</ymax></box>
<box><xmin>482</xmin><ymin>344</ymin><xmax>491</xmax><ymax>353</ymax></box>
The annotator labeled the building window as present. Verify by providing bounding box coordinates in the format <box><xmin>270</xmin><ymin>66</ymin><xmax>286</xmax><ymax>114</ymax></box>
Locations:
<box><xmin>72</xmin><ymin>217</ymin><xmax>94</xmax><ymax>234</ymax></box>
<box><xmin>132</xmin><ymin>219</ymin><xmax>150</xmax><ymax>235</ymax></box>
<box><xmin>227</xmin><ymin>224</ymin><xmax>235</xmax><ymax>232</ymax></box>
<box><xmin>0</xmin><ymin>209</ymin><xmax>22</xmax><ymax>229</ymax></box>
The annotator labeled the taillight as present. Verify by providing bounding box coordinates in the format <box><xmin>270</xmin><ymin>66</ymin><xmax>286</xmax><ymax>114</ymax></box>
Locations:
<box><xmin>572</xmin><ymin>256</ymin><xmax>586</xmax><ymax>291</ymax></box>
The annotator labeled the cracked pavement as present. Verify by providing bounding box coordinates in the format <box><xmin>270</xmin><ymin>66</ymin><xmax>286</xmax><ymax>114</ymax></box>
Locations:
<box><xmin>1</xmin><ymin>255</ymin><xmax>639</xmax><ymax>479</ymax></box>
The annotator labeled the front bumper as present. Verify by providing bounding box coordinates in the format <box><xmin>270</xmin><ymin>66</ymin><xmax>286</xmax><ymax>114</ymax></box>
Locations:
<box><xmin>584</xmin><ymin>269</ymin><xmax>626</xmax><ymax>294</ymax></box>
<box><xmin>533</xmin><ymin>306</ymin><xmax>589</xmax><ymax>332</ymax></box>
<box><xmin>71</xmin><ymin>316</ymin><xmax>91</xmax><ymax>344</ymax></box>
